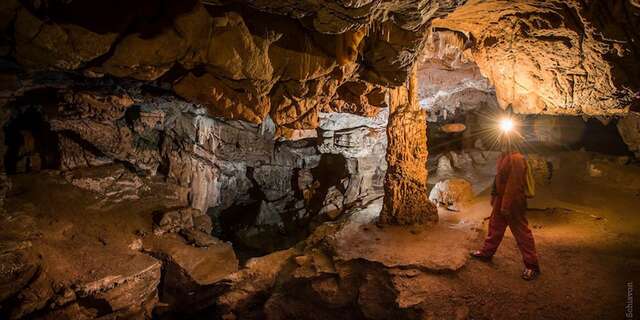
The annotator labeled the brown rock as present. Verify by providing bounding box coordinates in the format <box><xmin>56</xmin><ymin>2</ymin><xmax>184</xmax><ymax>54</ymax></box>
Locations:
<box><xmin>336</xmin><ymin>27</ymin><xmax>366</xmax><ymax>65</ymax></box>
<box><xmin>74</xmin><ymin>255</ymin><xmax>161</xmax><ymax>317</ymax></box>
<box><xmin>216</xmin><ymin>248</ymin><xmax>296</xmax><ymax>317</ymax></box>
<box><xmin>432</xmin><ymin>0</ymin><xmax>639</xmax><ymax>115</ymax></box>
<box><xmin>63</xmin><ymin>90</ymin><xmax>135</xmax><ymax>122</ymax></box>
<box><xmin>14</xmin><ymin>8</ymin><xmax>117</xmax><ymax>70</ymax></box>
<box><xmin>428</xmin><ymin>178</ymin><xmax>474</xmax><ymax>210</ymax></box>
<box><xmin>176</xmin><ymin>1</ymin><xmax>214</xmax><ymax>69</ymax></box>
<box><xmin>618</xmin><ymin>111</ymin><xmax>640</xmax><ymax>158</ymax></box>
<box><xmin>58</xmin><ymin>135</ymin><xmax>113</xmax><ymax>170</ymax></box>
<box><xmin>379</xmin><ymin>68</ymin><xmax>437</xmax><ymax>225</ymax></box>
<box><xmin>143</xmin><ymin>233</ymin><xmax>238</xmax><ymax>312</ymax></box>
<box><xmin>174</xmin><ymin>72</ymin><xmax>270</xmax><ymax>124</ymax></box>
<box><xmin>101</xmin><ymin>28</ymin><xmax>187</xmax><ymax>80</ymax></box>
<box><xmin>206</xmin><ymin>12</ymin><xmax>275</xmax><ymax>84</ymax></box>
<box><xmin>268</xmin><ymin>25</ymin><xmax>337</xmax><ymax>82</ymax></box>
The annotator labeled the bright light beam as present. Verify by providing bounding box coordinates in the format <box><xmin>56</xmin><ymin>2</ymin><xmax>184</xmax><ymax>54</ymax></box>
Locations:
<box><xmin>499</xmin><ymin>118</ymin><xmax>514</xmax><ymax>133</ymax></box>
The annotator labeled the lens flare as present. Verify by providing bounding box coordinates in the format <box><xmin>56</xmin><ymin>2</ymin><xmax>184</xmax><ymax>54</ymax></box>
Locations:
<box><xmin>499</xmin><ymin>118</ymin><xmax>514</xmax><ymax>133</ymax></box>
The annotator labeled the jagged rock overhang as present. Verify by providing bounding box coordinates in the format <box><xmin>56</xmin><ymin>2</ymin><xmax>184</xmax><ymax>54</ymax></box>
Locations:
<box><xmin>0</xmin><ymin>0</ymin><xmax>467</xmax><ymax>138</ymax></box>
<box><xmin>427</xmin><ymin>0</ymin><xmax>640</xmax><ymax>117</ymax></box>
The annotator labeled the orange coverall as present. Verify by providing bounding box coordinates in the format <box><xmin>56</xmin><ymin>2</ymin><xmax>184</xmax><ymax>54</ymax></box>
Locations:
<box><xmin>480</xmin><ymin>152</ymin><xmax>540</xmax><ymax>270</ymax></box>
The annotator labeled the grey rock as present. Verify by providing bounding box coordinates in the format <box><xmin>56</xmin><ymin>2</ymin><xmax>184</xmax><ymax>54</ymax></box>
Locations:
<box><xmin>153</xmin><ymin>207</ymin><xmax>203</xmax><ymax>236</ymax></box>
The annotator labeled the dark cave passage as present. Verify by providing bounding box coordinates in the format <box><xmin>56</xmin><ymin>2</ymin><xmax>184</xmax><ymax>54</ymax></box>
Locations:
<box><xmin>4</xmin><ymin>106</ymin><xmax>60</xmax><ymax>174</ymax></box>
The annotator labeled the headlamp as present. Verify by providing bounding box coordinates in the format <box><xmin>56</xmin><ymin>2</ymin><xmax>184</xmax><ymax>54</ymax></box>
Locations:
<box><xmin>499</xmin><ymin>118</ymin><xmax>514</xmax><ymax>133</ymax></box>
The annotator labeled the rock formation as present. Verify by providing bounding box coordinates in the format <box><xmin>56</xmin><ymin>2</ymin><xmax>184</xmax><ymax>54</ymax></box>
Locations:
<box><xmin>379</xmin><ymin>67</ymin><xmax>438</xmax><ymax>225</ymax></box>
<box><xmin>431</xmin><ymin>0</ymin><xmax>640</xmax><ymax>116</ymax></box>
<box><xmin>618</xmin><ymin>111</ymin><xmax>640</xmax><ymax>158</ymax></box>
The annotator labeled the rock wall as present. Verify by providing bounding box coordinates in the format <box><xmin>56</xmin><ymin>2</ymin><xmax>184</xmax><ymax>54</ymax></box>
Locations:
<box><xmin>431</xmin><ymin>0</ymin><xmax>640</xmax><ymax>116</ymax></box>
<box><xmin>417</xmin><ymin>30</ymin><xmax>498</xmax><ymax>122</ymax></box>
<box><xmin>2</xmin><ymin>81</ymin><xmax>387</xmax><ymax>253</ymax></box>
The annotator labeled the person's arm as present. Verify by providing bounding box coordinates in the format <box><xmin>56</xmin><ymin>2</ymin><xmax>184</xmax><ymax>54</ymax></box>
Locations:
<box><xmin>500</xmin><ymin>155</ymin><xmax>526</xmax><ymax>215</ymax></box>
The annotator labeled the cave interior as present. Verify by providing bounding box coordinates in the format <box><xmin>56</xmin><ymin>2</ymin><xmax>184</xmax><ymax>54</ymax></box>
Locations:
<box><xmin>0</xmin><ymin>0</ymin><xmax>639</xmax><ymax>319</ymax></box>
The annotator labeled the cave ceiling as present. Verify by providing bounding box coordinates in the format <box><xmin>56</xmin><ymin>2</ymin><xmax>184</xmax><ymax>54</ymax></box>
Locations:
<box><xmin>430</xmin><ymin>0</ymin><xmax>640</xmax><ymax>116</ymax></box>
<box><xmin>1</xmin><ymin>0</ymin><xmax>639</xmax><ymax>131</ymax></box>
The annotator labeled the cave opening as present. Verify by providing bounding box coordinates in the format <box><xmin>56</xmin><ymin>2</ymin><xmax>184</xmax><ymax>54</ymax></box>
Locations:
<box><xmin>4</xmin><ymin>102</ymin><xmax>60</xmax><ymax>174</ymax></box>
<box><xmin>214</xmin><ymin>152</ymin><xmax>352</xmax><ymax>262</ymax></box>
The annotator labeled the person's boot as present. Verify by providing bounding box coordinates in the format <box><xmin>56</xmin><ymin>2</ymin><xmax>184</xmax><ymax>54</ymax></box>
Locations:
<box><xmin>469</xmin><ymin>250</ymin><xmax>492</xmax><ymax>262</ymax></box>
<box><xmin>522</xmin><ymin>268</ymin><xmax>540</xmax><ymax>281</ymax></box>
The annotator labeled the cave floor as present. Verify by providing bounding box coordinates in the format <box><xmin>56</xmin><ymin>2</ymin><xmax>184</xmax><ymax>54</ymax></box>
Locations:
<box><xmin>435</xmin><ymin>194</ymin><xmax>639</xmax><ymax>319</ymax></box>
<box><xmin>0</xmin><ymin>151</ymin><xmax>639</xmax><ymax>319</ymax></box>
<box><xmin>421</xmin><ymin>150</ymin><xmax>640</xmax><ymax>319</ymax></box>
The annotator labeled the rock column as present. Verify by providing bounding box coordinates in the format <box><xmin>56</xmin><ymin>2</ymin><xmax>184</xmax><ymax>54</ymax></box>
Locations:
<box><xmin>379</xmin><ymin>66</ymin><xmax>438</xmax><ymax>225</ymax></box>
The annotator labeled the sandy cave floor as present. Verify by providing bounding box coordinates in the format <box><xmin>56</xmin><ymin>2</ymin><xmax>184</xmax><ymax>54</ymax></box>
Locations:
<box><xmin>422</xmin><ymin>151</ymin><xmax>640</xmax><ymax>319</ymax></box>
<box><xmin>0</xmin><ymin>151</ymin><xmax>639</xmax><ymax>319</ymax></box>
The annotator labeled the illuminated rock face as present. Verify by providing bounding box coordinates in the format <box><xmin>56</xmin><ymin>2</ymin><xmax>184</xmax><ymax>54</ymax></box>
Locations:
<box><xmin>618</xmin><ymin>112</ymin><xmax>640</xmax><ymax>158</ymax></box>
<box><xmin>379</xmin><ymin>69</ymin><xmax>438</xmax><ymax>225</ymax></box>
<box><xmin>1</xmin><ymin>0</ymin><xmax>463</xmax><ymax>133</ymax></box>
<box><xmin>431</xmin><ymin>0</ymin><xmax>640</xmax><ymax>116</ymax></box>
<box><xmin>417</xmin><ymin>30</ymin><xmax>497</xmax><ymax>122</ymax></box>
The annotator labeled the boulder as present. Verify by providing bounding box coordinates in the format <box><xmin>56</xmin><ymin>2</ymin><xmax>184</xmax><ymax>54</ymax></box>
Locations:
<box><xmin>429</xmin><ymin>178</ymin><xmax>474</xmax><ymax>210</ymax></box>
<box><xmin>216</xmin><ymin>249</ymin><xmax>297</xmax><ymax>318</ymax></box>
<box><xmin>153</xmin><ymin>207</ymin><xmax>209</xmax><ymax>236</ymax></box>
<box><xmin>142</xmin><ymin>233</ymin><xmax>238</xmax><ymax>312</ymax></box>
<box><xmin>617</xmin><ymin>112</ymin><xmax>640</xmax><ymax>158</ymax></box>
<box><xmin>319</xmin><ymin>186</ymin><xmax>345</xmax><ymax>220</ymax></box>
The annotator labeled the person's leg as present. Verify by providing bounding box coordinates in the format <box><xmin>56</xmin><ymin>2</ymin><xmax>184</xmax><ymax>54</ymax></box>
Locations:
<box><xmin>508</xmin><ymin>212</ymin><xmax>540</xmax><ymax>271</ymax></box>
<box><xmin>479</xmin><ymin>210</ymin><xmax>509</xmax><ymax>256</ymax></box>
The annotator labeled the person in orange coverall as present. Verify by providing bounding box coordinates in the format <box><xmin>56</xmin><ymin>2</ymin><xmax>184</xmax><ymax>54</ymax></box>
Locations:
<box><xmin>471</xmin><ymin>145</ymin><xmax>540</xmax><ymax>281</ymax></box>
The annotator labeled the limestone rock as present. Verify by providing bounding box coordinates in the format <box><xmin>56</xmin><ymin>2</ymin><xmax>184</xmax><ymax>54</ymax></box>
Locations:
<box><xmin>181</xmin><ymin>228</ymin><xmax>222</xmax><ymax>247</ymax></box>
<box><xmin>73</xmin><ymin>255</ymin><xmax>162</xmax><ymax>318</ymax></box>
<box><xmin>319</xmin><ymin>186</ymin><xmax>344</xmax><ymax>219</ymax></box>
<box><xmin>142</xmin><ymin>233</ymin><xmax>238</xmax><ymax>312</ymax></box>
<box><xmin>617</xmin><ymin>111</ymin><xmax>640</xmax><ymax>158</ymax></box>
<box><xmin>14</xmin><ymin>8</ymin><xmax>117</xmax><ymax>70</ymax></box>
<box><xmin>63</xmin><ymin>164</ymin><xmax>149</xmax><ymax>203</ymax></box>
<box><xmin>58</xmin><ymin>135</ymin><xmax>114</xmax><ymax>170</ymax></box>
<box><xmin>174</xmin><ymin>72</ymin><xmax>270</xmax><ymax>124</ymax></box>
<box><xmin>418</xmin><ymin>30</ymin><xmax>497</xmax><ymax>122</ymax></box>
<box><xmin>216</xmin><ymin>248</ymin><xmax>297</xmax><ymax>318</ymax></box>
<box><xmin>379</xmin><ymin>79</ymin><xmax>437</xmax><ymax>225</ymax></box>
<box><xmin>432</xmin><ymin>0</ymin><xmax>640</xmax><ymax>116</ymax></box>
<box><xmin>153</xmin><ymin>207</ymin><xmax>206</xmax><ymax>236</ymax></box>
<box><xmin>428</xmin><ymin>178</ymin><xmax>474</xmax><ymax>210</ymax></box>
<box><xmin>101</xmin><ymin>30</ymin><xmax>187</xmax><ymax>80</ymax></box>
<box><xmin>51</xmin><ymin>100</ymin><xmax>162</xmax><ymax>174</ymax></box>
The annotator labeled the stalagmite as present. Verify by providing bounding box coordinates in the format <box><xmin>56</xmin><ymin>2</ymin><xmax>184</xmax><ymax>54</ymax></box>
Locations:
<box><xmin>379</xmin><ymin>66</ymin><xmax>438</xmax><ymax>225</ymax></box>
